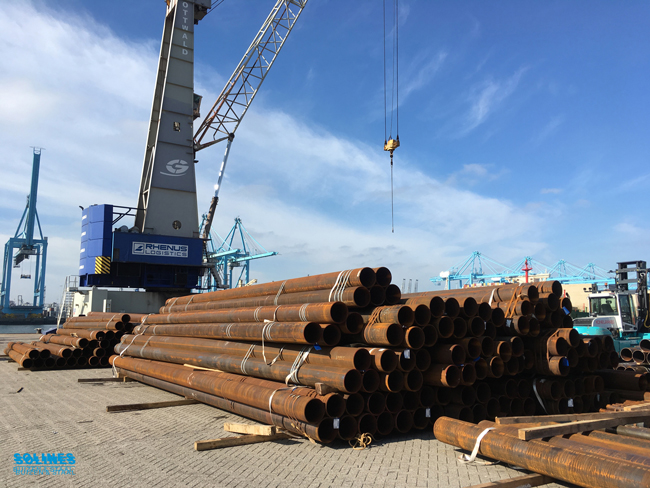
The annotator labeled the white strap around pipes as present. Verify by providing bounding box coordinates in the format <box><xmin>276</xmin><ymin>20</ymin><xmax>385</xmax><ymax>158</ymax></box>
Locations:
<box><xmin>274</xmin><ymin>281</ymin><xmax>287</xmax><ymax>306</ymax></box>
<box><xmin>457</xmin><ymin>427</ymin><xmax>495</xmax><ymax>464</ymax></box>
<box><xmin>298</xmin><ymin>303</ymin><xmax>309</xmax><ymax>322</ymax></box>
<box><xmin>532</xmin><ymin>378</ymin><xmax>548</xmax><ymax>414</ymax></box>
<box><xmin>285</xmin><ymin>346</ymin><xmax>312</xmax><ymax>385</ymax></box>
<box><xmin>328</xmin><ymin>269</ymin><xmax>353</xmax><ymax>303</ymax></box>
<box><xmin>268</xmin><ymin>386</ymin><xmax>299</xmax><ymax>415</ymax></box>
<box><xmin>261</xmin><ymin>320</ymin><xmax>276</xmax><ymax>364</ymax></box>
<box><xmin>240</xmin><ymin>344</ymin><xmax>256</xmax><ymax>376</ymax></box>
<box><xmin>111</xmin><ymin>323</ymin><xmax>151</xmax><ymax>378</ymax></box>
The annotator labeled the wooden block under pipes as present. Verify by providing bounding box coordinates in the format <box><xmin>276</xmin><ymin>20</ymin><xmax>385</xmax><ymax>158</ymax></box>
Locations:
<box><xmin>106</xmin><ymin>398</ymin><xmax>199</xmax><ymax>413</ymax></box>
<box><xmin>464</xmin><ymin>473</ymin><xmax>554</xmax><ymax>488</ymax></box>
<box><xmin>183</xmin><ymin>363</ymin><xmax>223</xmax><ymax>373</ymax></box>
<box><xmin>194</xmin><ymin>433</ymin><xmax>291</xmax><ymax>451</ymax></box>
<box><xmin>78</xmin><ymin>377</ymin><xmax>134</xmax><ymax>383</ymax></box>
<box><xmin>517</xmin><ymin>413</ymin><xmax>650</xmax><ymax>440</ymax></box>
<box><xmin>497</xmin><ymin>409</ymin><xmax>650</xmax><ymax>425</ymax></box>
<box><xmin>223</xmin><ymin>423</ymin><xmax>276</xmax><ymax>436</ymax></box>
<box><xmin>315</xmin><ymin>383</ymin><xmax>336</xmax><ymax>396</ymax></box>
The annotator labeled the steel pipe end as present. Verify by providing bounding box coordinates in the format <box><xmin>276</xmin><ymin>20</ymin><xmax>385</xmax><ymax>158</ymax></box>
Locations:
<box><xmin>404</xmin><ymin>369</ymin><xmax>423</xmax><ymax>392</ymax></box>
<box><xmin>343</xmin><ymin>392</ymin><xmax>364</xmax><ymax>416</ymax></box>
<box><xmin>376</xmin><ymin>411</ymin><xmax>395</xmax><ymax>435</ymax></box>
<box><xmin>319</xmin><ymin>324</ymin><xmax>341</xmax><ymax>347</ymax></box>
<box><xmin>415</xmin><ymin>348</ymin><xmax>432</xmax><ymax>372</ymax></box>
<box><xmin>393</xmin><ymin>410</ymin><xmax>413</xmax><ymax>433</ymax></box>
<box><xmin>474</xmin><ymin>358</ymin><xmax>488</xmax><ymax>380</ymax></box>
<box><xmin>344</xmin><ymin>312</ymin><xmax>365</xmax><ymax>335</ymax></box>
<box><xmin>422</xmin><ymin>324</ymin><xmax>437</xmax><ymax>348</ymax></box>
<box><xmin>435</xmin><ymin>316</ymin><xmax>454</xmax><ymax>339</ymax></box>
<box><xmin>429</xmin><ymin>296</ymin><xmax>445</xmax><ymax>318</ymax></box>
<box><xmin>444</xmin><ymin>298</ymin><xmax>460</xmax><ymax>318</ymax></box>
<box><xmin>368</xmin><ymin>286</ymin><xmax>385</xmax><ymax>307</ymax></box>
<box><xmin>384</xmin><ymin>284</ymin><xmax>402</xmax><ymax>305</ymax></box>
<box><xmin>357</xmin><ymin>413</ymin><xmax>378</xmax><ymax>435</ymax></box>
<box><xmin>385</xmin><ymin>391</ymin><xmax>404</xmax><ymax>413</ymax></box>
<box><xmin>361</xmin><ymin>369</ymin><xmax>380</xmax><ymax>393</ymax></box>
<box><xmin>403</xmin><ymin>327</ymin><xmax>425</xmax><ymax>350</ymax></box>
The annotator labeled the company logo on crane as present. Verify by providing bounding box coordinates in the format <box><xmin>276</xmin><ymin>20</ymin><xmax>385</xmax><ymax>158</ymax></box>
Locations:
<box><xmin>160</xmin><ymin>159</ymin><xmax>189</xmax><ymax>177</ymax></box>
<box><xmin>132</xmin><ymin>242</ymin><xmax>188</xmax><ymax>258</ymax></box>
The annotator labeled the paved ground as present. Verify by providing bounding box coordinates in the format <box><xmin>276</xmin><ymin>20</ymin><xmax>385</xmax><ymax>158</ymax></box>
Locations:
<box><xmin>1</xmin><ymin>334</ymin><xmax>571</xmax><ymax>488</ymax></box>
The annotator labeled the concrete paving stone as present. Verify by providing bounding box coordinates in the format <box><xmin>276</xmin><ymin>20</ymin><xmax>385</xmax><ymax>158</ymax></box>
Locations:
<box><xmin>1</xmin><ymin>342</ymin><xmax>570</xmax><ymax>488</ymax></box>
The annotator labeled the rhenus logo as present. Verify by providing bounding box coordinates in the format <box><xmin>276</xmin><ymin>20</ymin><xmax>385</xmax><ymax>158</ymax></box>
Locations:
<box><xmin>132</xmin><ymin>242</ymin><xmax>188</xmax><ymax>258</ymax></box>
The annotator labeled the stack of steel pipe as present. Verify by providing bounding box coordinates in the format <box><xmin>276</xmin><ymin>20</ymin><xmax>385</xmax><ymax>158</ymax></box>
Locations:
<box><xmin>434</xmin><ymin>416</ymin><xmax>650</xmax><ymax>488</ymax></box>
<box><xmin>618</xmin><ymin>341</ymin><xmax>650</xmax><ymax>372</ymax></box>
<box><xmin>3</xmin><ymin>312</ymin><xmax>140</xmax><ymax>370</ymax></box>
<box><xmin>104</xmin><ymin>271</ymin><xmax>644</xmax><ymax>442</ymax></box>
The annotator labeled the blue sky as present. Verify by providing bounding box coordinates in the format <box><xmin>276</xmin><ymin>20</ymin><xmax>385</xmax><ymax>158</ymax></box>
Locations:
<box><xmin>0</xmin><ymin>1</ymin><xmax>649</xmax><ymax>303</ymax></box>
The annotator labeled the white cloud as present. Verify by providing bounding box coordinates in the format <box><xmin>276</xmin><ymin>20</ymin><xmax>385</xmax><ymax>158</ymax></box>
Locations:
<box><xmin>0</xmin><ymin>2</ymin><xmax>554</xmax><ymax>303</ymax></box>
<box><xmin>458</xmin><ymin>67</ymin><xmax>528</xmax><ymax>135</ymax></box>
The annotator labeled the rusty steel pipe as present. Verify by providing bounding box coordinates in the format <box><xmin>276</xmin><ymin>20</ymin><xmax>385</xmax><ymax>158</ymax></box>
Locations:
<box><xmin>415</xmin><ymin>349</ymin><xmax>431</xmax><ymax>372</ymax></box>
<box><xmin>120</xmin><ymin>334</ymin><xmax>369</xmax><ymax>371</ymax></box>
<box><xmin>435</xmin><ymin>418</ymin><xmax>650</xmax><ymax>488</ymax></box>
<box><xmin>131</xmin><ymin>320</ymin><xmax>325</xmax><ymax>345</ymax></box>
<box><xmin>478</xmin><ymin>336</ymin><xmax>494</xmax><ymax>357</ymax></box>
<box><xmin>378</xmin><ymin>371</ymin><xmax>404</xmax><ymax>392</ymax></box>
<box><xmin>357</xmin><ymin>413</ymin><xmax>378</xmax><ymax>435</ymax></box>
<box><xmin>56</xmin><ymin>328</ymin><xmax>109</xmax><ymax>340</ymax></box>
<box><xmin>385</xmin><ymin>392</ymin><xmax>403</xmax><ymax>413</ymax></box>
<box><xmin>341</xmin><ymin>312</ymin><xmax>364</xmax><ymax>334</ymax></box>
<box><xmin>403</xmin><ymin>326</ymin><xmax>425</xmax><ymax>350</ymax></box>
<box><xmin>444</xmin><ymin>404</ymin><xmax>473</xmax><ymax>422</ymax></box>
<box><xmin>494</xmin><ymin>340</ymin><xmax>513</xmax><ymax>362</ymax></box>
<box><xmin>60</xmin><ymin>321</ymin><xmax>125</xmax><ymax>331</ymax></box>
<box><xmin>40</xmin><ymin>334</ymin><xmax>88</xmax><ymax>349</ymax></box>
<box><xmin>364</xmin><ymin>347</ymin><xmax>397</xmax><ymax>373</ymax></box>
<box><xmin>452</xmin><ymin>317</ymin><xmax>468</xmax><ymax>339</ymax></box>
<box><xmin>450</xmin><ymin>385</ymin><xmax>476</xmax><ymax>406</ymax></box>
<box><xmin>373</xmin><ymin>267</ymin><xmax>391</xmax><ymax>287</ymax></box>
<box><xmin>465</xmin><ymin>317</ymin><xmax>485</xmax><ymax>338</ymax></box>
<box><xmin>362</xmin><ymin>391</ymin><xmax>386</xmax><ymax>415</ymax></box>
<box><xmin>403</xmin><ymin>296</ymin><xmax>445</xmax><ymax>319</ymax></box>
<box><xmin>361</xmin><ymin>369</ymin><xmax>380</xmax><ymax>393</ymax></box>
<box><xmin>6</xmin><ymin>349</ymin><xmax>34</xmax><ymax>368</ymax></box>
<box><xmin>484</xmin><ymin>321</ymin><xmax>497</xmax><ymax>339</ymax></box>
<box><xmin>423</xmin><ymin>364</ymin><xmax>460</xmax><ymax>387</ymax></box>
<box><xmin>9</xmin><ymin>343</ymin><xmax>41</xmax><ymax>360</ymax></box>
<box><xmin>116</xmin><ymin>367</ymin><xmax>335</xmax><ymax>443</ymax></box>
<box><xmin>384</xmin><ymin>284</ymin><xmax>402</xmax><ymax>305</ymax></box>
<box><xmin>485</xmin><ymin>356</ymin><xmax>504</xmax><ymax>378</ymax></box>
<box><xmin>165</xmin><ymin>268</ymin><xmax>376</xmax><ymax>307</ymax></box>
<box><xmin>163</xmin><ymin>286</ymin><xmax>370</xmax><ymax>313</ymax></box>
<box><xmin>343</xmin><ymin>393</ymin><xmax>364</xmax><ymax>416</ymax></box>
<box><xmin>473</xmin><ymin>382</ymin><xmax>491</xmax><ymax>404</ymax></box>
<box><xmin>337</xmin><ymin>415</ymin><xmax>359</xmax><ymax>440</ymax></box>
<box><xmin>412</xmin><ymin>407</ymin><xmax>429</xmax><ymax>430</ymax></box>
<box><xmin>356</xmin><ymin>305</ymin><xmax>414</xmax><ymax>327</ymax></box>
<box><xmin>393</xmin><ymin>410</ymin><xmax>413</xmax><ymax>433</ymax></box>
<box><xmin>459</xmin><ymin>363</ymin><xmax>476</xmax><ymax>386</ymax></box>
<box><xmin>319</xmin><ymin>324</ymin><xmax>341</xmax><ymax>347</ymax></box>
<box><xmin>401</xmin><ymin>390</ymin><xmax>419</xmax><ymax>411</ymax></box>
<box><xmin>430</xmin><ymin>344</ymin><xmax>465</xmax><ymax>365</ymax></box>
<box><xmin>597</xmin><ymin>370</ymin><xmax>648</xmax><ymax>390</ymax></box>
<box><xmin>361</xmin><ymin>323</ymin><xmax>404</xmax><ymax>347</ymax></box>
<box><xmin>537</xmin><ymin>292</ymin><xmax>560</xmax><ymax>311</ymax></box>
<box><xmin>431</xmin><ymin>316</ymin><xmax>454</xmax><ymax>339</ymax></box>
<box><xmin>422</xmin><ymin>324</ymin><xmax>438</xmax><ymax>348</ymax></box>
<box><xmin>112</xmin><ymin>356</ymin><xmax>325</xmax><ymax>423</ymax></box>
<box><xmin>419</xmin><ymin>385</ymin><xmax>435</xmax><ymax>407</ymax></box>
<box><xmin>114</xmin><ymin>343</ymin><xmax>361</xmax><ymax>393</ymax></box>
<box><xmin>368</xmin><ymin>285</ymin><xmax>386</xmax><ymax>306</ymax></box>
<box><xmin>376</xmin><ymin>411</ymin><xmax>395</xmax><ymax>435</ymax></box>
<box><xmin>404</xmin><ymin>369</ymin><xmax>423</xmax><ymax>392</ymax></box>
<box><xmin>474</xmin><ymin>358</ymin><xmax>488</xmax><ymax>380</ymax></box>
<box><xmin>459</xmin><ymin>337</ymin><xmax>481</xmax><ymax>360</ymax></box>
<box><xmin>407</xmin><ymin>303</ymin><xmax>431</xmax><ymax>326</ymax></box>
<box><xmin>146</xmin><ymin>302</ymin><xmax>349</xmax><ymax>325</ymax></box>
<box><xmin>395</xmin><ymin>350</ymin><xmax>415</xmax><ymax>372</ymax></box>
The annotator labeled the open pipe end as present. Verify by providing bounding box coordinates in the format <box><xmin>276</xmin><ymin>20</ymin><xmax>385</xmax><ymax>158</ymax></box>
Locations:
<box><xmin>344</xmin><ymin>392</ymin><xmax>364</xmax><ymax>416</ymax></box>
<box><xmin>319</xmin><ymin>324</ymin><xmax>341</xmax><ymax>347</ymax></box>
<box><xmin>337</xmin><ymin>415</ymin><xmax>359</xmax><ymax>441</ymax></box>
<box><xmin>436</xmin><ymin>316</ymin><xmax>454</xmax><ymax>339</ymax></box>
<box><xmin>373</xmin><ymin>267</ymin><xmax>392</xmax><ymax>287</ymax></box>
<box><xmin>528</xmin><ymin>317</ymin><xmax>540</xmax><ymax>337</ymax></box>
<box><xmin>366</xmin><ymin>391</ymin><xmax>386</xmax><ymax>415</ymax></box>
<box><xmin>462</xmin><ymin>297</ymin><xmax>478</xmax><ymax>318</ymax></box>
<box><xmin>478</xmin><ymin>302</ymin><xmax>493</xmax><ymax>322</ymax></box>
<box><xmin>357</xmin><ymin>267</ymin><xmax>377</xmax><ymax>288</ymax></box>
<box><xmin>510</xmin><ymin>337</ymin><xmax>524</xmax><ymax>357</ymax></box>
<box><xmin>385</xmin><ymin>392</ymin><xmax>403</xmax><ymax>413</ymax></box>
<box><xmin>304</xmin><ymin>322</ymin><xmax>324</xmax><ymax>344</ymax></box>
<box><xmin>474</xmin><ymin>382</ymin><xmax>491</xmax><ymax>404</ymax></box>
<box><xmin>474</xmin><ymin>358</ymin><xmax>488</xmax><ymax>380</ymax></box>
<box><xmin>354</xmin><ymin>287</ymin><xmax>372</xmax><ymax>308</ymax></box>
<box><xmin>384</xmin><ymin>370</ymin><xmax>405</xmax><ymax>392</ymax></box>
<box><xmin>489</xmin><ymin>357</ymin><xmax>504</xmax><ymax>378</ymax></box>
<box><xmin>351</xmin><ymin>348</ymin><xmax>371</xmax><ymax>371</ymax></box>
<box><xmin>394</xmin><ymin>410</ymin><xmax>413</xmax><ymax>433</ymax></box>
<box><xmin>486</xmin><ymin>397</ymin><xmax>500</xmax><ymax>419</ymax></box>
<box><xmin>323</xmin><ymin>393</ymin><xmax>346</xmax><ymax>418</ymax></box>
<box><xmin>469</xmin><ymin>317</ymin><xmax>486</xmax><ymax>337</ymax></box>
<box><xmin>412</xmin><ymin>304</ymin><xmax>432</xmax><ymax>327</ymax></box>
<box><xmin>444</xmin><ymin>298</ymin><xmax>460</xmax><ymax>318</ymax></box>
<box><xmin>415</xmin><ymin>349</ymin><xmax>431</xmax><ymax>372</ymax></box>
<box><xmin>329</xmin><ymin>302</ymin><xmax>349</xmax><ymax>324</ymax></box>
<box><xmin>460</xmin><ymin>364</ymin><xmax>476</xmax><ymax>387</ymax></box>
<box><xmin>55</xmin><ymin>357</ymin><xmax>66</xmax><ymax>367</ymax></box>
<box><xmin>480</xmin><ymin>337</ymin><xmax>494</xmax><ymax>357</ymax></box>
<box><xmin>368</xmin><ymin>286</ymin><xmax>385</xmax><ymax>307</ymax></box>
<box><xmin>345</xmin><ymin>312</ymin><xmax>365</xmax><ymax>335</ymax></box>
<box><xmin>384</xmin><ymin>284</ymin><xmax>402</xmax><ymax>305</ymax></box>
<box><xmin>304</xmin><ymin>398</ymin><xmax>326</xmax><ymax>424</ymax></box>
<box><xmin>342</xmin><ymin>369</ymin><xmax>362</xmax><ymax>394</ymax></box>
<box><xmin>386</xmin><ymin>323</ymin><xmax>405</xmax><ymax>346</ymax></box>
<box><xmin>419</xmin><ymin>385</ymin><xmax>435</xmax><ymax>407</ymax></box>
<box><xmin>357</xmin><ymin>413</ymin><xmax>378</xmax><ymax>436</ymax></box>
<box><xmin>430</xmin><ymin>296</ymin><xmax>445</xmax><ymax>318</ymax></box>
<box><xmin>422</xmin><ymin>325</ymin><xmax>437</xmax><ymax>348</ymax></box>
<box><xmin>466</xmin><ymin>338</ymin><xmax>482</xmax><ymax>360</ymax></box>
<box><xmin>449</xmin><ymin>345</ymin><xmax>466</xmax><ymax>366</ymax></box>
<box><xmin>490</xmin><ymin>307</ymin><xmax>506</xmax><ymax>327</ymax></box>
<box><xmin>404</xmin><ymin>369</ymin><xmax>423</xmax><ymax>391</ymax></box>
<box><xmin>314</xmin><ymin>418</ymin><xmax>337</xmax><ymax>444</ymax></box>
<box><xmin>361</xmin><ymin>369</ymin><xmax>380</xmax><ymax>393</ymax></box>
<box><xmin>413</xmin><ymin>408</ymin><xmax>429</xmax><ymax>430</ymax></box>
<box><xmin>404</xmin><ymin>327</ymin><xmax>425</xmax><ymax>350</ymax></box>
<box><xmin>452</xmin><ymin>318</ymin><xmax>467</xmax><ymax>339</ymax></box>
<box><xmin>376</xmin><ymin>411</ymin><xmax>395</xmax><ymax>435</ymax></box>
<box><xmin>472</xmin><ymin>404</ymin><xmax>487</xmax><ymax>423</ymax></box>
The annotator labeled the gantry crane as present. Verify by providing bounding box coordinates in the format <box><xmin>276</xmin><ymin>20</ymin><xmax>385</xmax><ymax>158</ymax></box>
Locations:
<box><xmin>77</xmin><ymin>0</ymin><xmax>308</xmax><ymax>293</ymax></box>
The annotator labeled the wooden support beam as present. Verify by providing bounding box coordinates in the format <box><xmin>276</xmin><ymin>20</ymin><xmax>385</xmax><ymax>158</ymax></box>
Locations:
<box><xmin>223</xmin><ymin>423</ymin><xmax>276</xmax><ymax>436</ymax></box>
<box><xmin>106</xmin><ymin>398</ymin><xmax>199</xmax><ymax>413</ymax></box>
<box><xmin>518</xmin><ymin>414</ymin><xmax>650</xmax><ymax>440</ymax></box>
<box><xmin>78</xmin><ymin>377</ymin><xmax>134</xmax><ymax>383</ymax></box>
<box><xmin>496</xmin><ymin>409</ymin><xmax>650</xmax><ymax>425</ymax></box>
<box><xmin>315</xmin><ymin>382</ymin><xmax>336</xmax><ymax>396</ymax></box>
<box><xmin>194</xmin><ymin>433</ymin><xmax>291</xmax><ymax>451</ymax></box>
<box><xmin>464</xmin><ymin>473</ymin><xmax>554</xmax><ymax>488</ymax></box>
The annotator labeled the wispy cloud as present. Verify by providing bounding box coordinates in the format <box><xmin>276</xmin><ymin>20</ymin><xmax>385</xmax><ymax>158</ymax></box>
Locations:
<box><xmin>446</xmin><ymin>163</ymin><xmax>504</xmax><ymax>186</ymax></box>
<box><xmin>458</xmin><ymin>67</ymin><xmax>528</xmax><ymax>136</ymax></box>
<box><xmin>540</xmin><ymin>188</ymin><xmax>562</xmax><ymax>194</ymax></box>
<box><xmin>401</xmin><ymin>50</ymin><xmax>448</xmax><ymax>102</ymax></box>
<box><xmin>532</xmin><ymin>115</ymin><xmax>565</xmax><ymax>145</ymax></box>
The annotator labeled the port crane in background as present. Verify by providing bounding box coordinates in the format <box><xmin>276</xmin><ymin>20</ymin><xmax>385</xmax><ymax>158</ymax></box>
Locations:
<box><xmin>73</xmin><ymin>0</ymin><xmax>307</xmax><ymax>313</ymax></box>
<box><xmin>1</xmin><ymin>149</ymin><xmax>48</xmax><ymax>317</ymax></box>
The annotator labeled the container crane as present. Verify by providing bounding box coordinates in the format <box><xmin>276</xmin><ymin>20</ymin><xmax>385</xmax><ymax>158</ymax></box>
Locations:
<box><xmin>77</xmin><ymin>0</ymin><xmax>308</xmax><ymax>299</ymax></box>
<box><xmin>1</xmin><ymin>149</ymin><xmax>48</xmax><ymax>317</ymax></box>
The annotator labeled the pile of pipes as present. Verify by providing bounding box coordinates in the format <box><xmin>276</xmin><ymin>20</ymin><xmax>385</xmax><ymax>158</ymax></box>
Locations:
<box><xmin>434</xmin><ymin>415</ymin><xmax>650</xmax><ymax>488</ymax></box>
<box><xmin>107</xmin><ymin>268</ymin><xmax>633</xmax><ymax>443</ymax></box>
<box><xmin>4</xmin><ymin>312</ymin><xmax>142</xmax><ymax>369</ymax></box>
<box><xmin>618</xmin><ymin>339</ymin><xmax>650</xmax><ymax>372</ymax></box>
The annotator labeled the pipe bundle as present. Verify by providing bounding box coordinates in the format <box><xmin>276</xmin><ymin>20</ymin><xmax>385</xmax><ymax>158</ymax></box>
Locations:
<box><xmin>3</xmin><ymin>312</ymin><xmax>138</xmax><ymax>369</ymax></box>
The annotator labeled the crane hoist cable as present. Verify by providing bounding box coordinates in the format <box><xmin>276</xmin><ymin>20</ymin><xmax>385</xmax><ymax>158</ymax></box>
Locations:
<box><xmin>383</xmin><ymin>0</ymin><xmax>400</xmax><ymax>233</ymax></box>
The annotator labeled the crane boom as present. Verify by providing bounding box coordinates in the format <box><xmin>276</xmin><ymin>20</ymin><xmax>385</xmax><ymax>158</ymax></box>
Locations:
<box><xmin>194</xmin><ymin>0</ymin><xmax>308</xmax><ymax>151</ymax></box>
